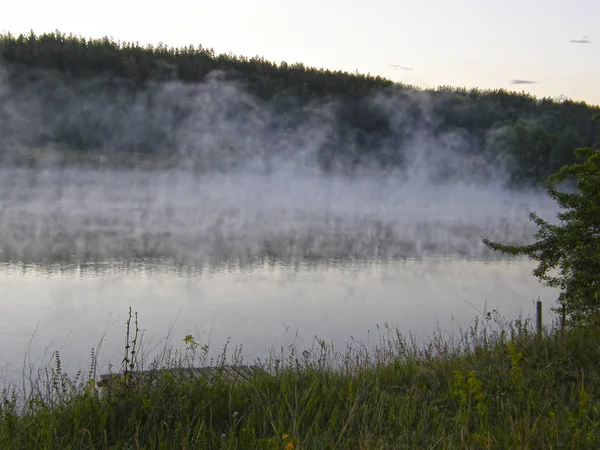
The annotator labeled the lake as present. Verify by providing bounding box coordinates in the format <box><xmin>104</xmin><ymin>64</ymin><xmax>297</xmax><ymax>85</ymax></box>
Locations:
<box><xmin>0</xmin><ymin>168</ymin><xmax>559</xmax><ymax>385</ymax></box>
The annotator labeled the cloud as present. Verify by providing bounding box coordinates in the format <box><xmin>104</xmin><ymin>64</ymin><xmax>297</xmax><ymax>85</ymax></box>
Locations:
<box><xmin>569</xmin><ymin>36</ymin><xmax>591</xmax><ymax>44</ymax></box>
<box><xmin>510</xmin><ymin>79</ymin><xmax>537</xmax><ymax>85</ymax></box>
<box><xmin>389</xmin><ymin>65</ymin><xmax>414</xmax><ymax>71</ymax></box>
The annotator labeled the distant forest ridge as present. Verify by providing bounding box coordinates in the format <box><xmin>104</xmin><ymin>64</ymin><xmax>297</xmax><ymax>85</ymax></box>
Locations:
<box><xmin>0</xmin><ymin>30</ymin><xmax>598</xmax><ymax>184</ymax></box>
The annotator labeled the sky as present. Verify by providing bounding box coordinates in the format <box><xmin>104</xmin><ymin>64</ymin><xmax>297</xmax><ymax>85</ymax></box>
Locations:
<box><xmin>1</xmin><ymin>0</ymin><xmax>598</xmax><ymax>105</ymax></box>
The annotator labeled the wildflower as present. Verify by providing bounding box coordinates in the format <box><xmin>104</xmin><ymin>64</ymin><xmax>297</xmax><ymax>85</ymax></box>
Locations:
<box><xmin>285</xmin><ymin>439</ymin><xmax>299</xmax><ymax>449</ymax></box>
<box><xmin>282</xmin><ymin>434</ymin><xmax>298</xmax><ymax>449</ymax></box>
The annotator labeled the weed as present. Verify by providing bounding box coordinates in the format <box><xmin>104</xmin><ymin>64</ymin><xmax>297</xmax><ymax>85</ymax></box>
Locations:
<box><xmin>2</xmin><ymin>308</ymin><xmax>600</xmax><ymax>448</ymax></box>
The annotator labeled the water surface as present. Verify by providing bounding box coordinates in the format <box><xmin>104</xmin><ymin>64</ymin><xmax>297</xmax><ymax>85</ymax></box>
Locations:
<box><xmin>0</xmin><ymin>168</ymin><xmax>559</xmax><ymax>384</ymax></box>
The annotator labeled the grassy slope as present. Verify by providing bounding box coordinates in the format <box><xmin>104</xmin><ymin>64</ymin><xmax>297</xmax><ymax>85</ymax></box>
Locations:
<box><xmin>2</xmin><ymin>317</ymin><xmax>600</xmax><ymax>449</ymax></box>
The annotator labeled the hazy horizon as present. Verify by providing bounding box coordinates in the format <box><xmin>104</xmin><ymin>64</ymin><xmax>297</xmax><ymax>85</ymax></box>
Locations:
<box><xmin>1</xmin><ymin>0</ymin><xmax>599</xmax><ymax>106</ymax></box>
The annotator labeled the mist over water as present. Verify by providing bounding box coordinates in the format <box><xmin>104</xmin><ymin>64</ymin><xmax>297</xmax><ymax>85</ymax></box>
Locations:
<box><xmin>0</xmin><ymin>69</ymin><xmax>561</xmax><ymax>385</ymax></box>
<box><xmin>0</xmin><ymin>167</ymin><xmax>555</xmax><ymax>265</ymax></box>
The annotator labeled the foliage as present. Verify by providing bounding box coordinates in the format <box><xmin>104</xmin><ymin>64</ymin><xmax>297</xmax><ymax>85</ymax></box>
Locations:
<box><xmin>483</xmin><ymin>143</ymin><xmax>600</xmax><ymax>323</ymax></box>
<box><xmin>0</xmin><ymin>31</ymin><xmax>599</xmax><ymax>184</ymax></box>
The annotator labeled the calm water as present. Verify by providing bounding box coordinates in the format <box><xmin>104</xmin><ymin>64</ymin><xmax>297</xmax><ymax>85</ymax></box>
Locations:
<box><xmin>0</xmin><ymin>168</ymin><xmax>559</xmax><ymax>384</ymax></box>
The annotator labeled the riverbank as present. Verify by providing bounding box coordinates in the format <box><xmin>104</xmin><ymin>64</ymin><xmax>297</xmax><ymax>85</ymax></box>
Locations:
<box><xmin>1</xmin><ymin>314</ymin><xmax>599</xmax><ymax>449</ymax></box>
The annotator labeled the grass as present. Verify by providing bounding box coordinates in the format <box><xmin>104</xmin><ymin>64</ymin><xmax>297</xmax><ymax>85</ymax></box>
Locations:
<box><xmin>2</xmin><ymin>308</ymin><xmax>600</xmax><ymax>449</ymax></box>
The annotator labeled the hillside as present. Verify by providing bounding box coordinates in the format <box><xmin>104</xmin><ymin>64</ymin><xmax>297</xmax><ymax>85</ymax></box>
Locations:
<box><xmin>0</xmin><ymin>31</ymin><xmax>598</xmax><ymax>184</ymax></box>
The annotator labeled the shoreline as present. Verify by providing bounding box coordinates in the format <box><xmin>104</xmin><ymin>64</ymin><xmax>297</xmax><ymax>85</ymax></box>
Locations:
<box><xmin>2</xmin><ymin>311</ymin><xmax>598</xmax><ymax>448</ymax></box>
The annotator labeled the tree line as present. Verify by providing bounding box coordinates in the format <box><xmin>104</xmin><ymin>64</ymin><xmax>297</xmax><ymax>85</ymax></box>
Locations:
<box><xmin>0</xmin><ymin>30</ymin><xmax>599</xmax><ymax>184</ymax></box>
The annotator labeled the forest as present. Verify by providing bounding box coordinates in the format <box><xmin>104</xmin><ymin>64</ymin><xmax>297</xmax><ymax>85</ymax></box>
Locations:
<box><xmin>0</xmin><ymin>30</ymin><xmax>599</xmax><ymax>185</ymax></box>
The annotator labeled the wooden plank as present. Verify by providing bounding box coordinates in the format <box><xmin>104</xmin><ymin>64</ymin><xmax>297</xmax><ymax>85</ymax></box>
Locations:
<box><xmin>98</xmin><ymin>365</ymin><xmax>266</xmax><ymax>388</ymax></box>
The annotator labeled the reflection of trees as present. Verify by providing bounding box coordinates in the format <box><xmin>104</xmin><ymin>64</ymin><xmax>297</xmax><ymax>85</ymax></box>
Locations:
<box><xmin>1</xmin><ymin>248</ymin><xmax>516</xmax><ymax>278</ymax></box>
<box><xmin>0</xmin><ymin>215</ymin><xmax>529</xmax><ymax>272</ymax></box>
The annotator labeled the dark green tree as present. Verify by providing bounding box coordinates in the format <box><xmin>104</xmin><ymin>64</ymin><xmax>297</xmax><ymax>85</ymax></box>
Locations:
<box><xmin>483</xmin><ymin>144</ymin><xmax>600</xmax><ymax>324</ymax></box>
<box><xmin>1</xmin><ymin>30</ymin><xmax>599</xmax><ymax>179</ymax></box>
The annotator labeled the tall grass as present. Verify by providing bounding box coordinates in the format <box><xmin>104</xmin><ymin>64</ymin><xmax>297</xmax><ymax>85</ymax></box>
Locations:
<box><xmin>1</xmin><ymin>308</ymin><xmax>600</xmax><ymax>449</ymax></box>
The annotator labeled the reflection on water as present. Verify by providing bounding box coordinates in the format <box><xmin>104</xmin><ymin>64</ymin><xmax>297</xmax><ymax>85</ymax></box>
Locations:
<box><xmin>0</xmin><ymin>256</ymin><xmax>557</xmax><ymax>387</ymax></box>
<box><xmin>0</xmin><ymin>168</ymin><xmax>560</xmax><ymax>386</ymax></box>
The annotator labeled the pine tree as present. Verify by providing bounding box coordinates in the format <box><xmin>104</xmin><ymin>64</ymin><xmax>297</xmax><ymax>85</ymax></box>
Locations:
<box><xmin>483</xmin><ymin>141</ymin><xmax>600</xmax><ymax>324</ymax></box>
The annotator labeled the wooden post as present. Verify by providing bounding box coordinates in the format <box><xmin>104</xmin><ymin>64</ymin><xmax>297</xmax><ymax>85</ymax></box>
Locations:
<box><xmin>536</xmin><ymin>299</ymin><xmax>542</xmax><ymax>335</ymax></box>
